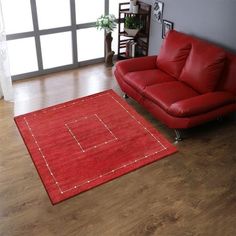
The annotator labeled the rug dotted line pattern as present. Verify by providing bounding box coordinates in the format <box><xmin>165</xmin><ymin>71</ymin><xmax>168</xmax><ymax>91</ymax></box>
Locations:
<box><xmin>23</xmin><ymin>92</ymin><xmax>168</xmax><ymax>194</ymax></box>
<box><xmin>64</xmin><ymin>114</ymin><xmax>118</xmax><ymax>153</ymax></box>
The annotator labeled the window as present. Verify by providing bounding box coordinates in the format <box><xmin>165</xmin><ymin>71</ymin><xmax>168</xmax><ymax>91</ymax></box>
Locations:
<box><xmin>40</xmin><ymin>32</ymin><xmax>73</xmax><ymax>69</ymax></box>
<box><xmin>77</xmin><ymin>28</ymin><xmax>104</xmax><ymax>62</ymax></box>
<box><xmin>2</xmin><ymin>0</ymin><xmax>120</xmax><ymax>80</ymax></box>
<box><xmin>1</xmin><ymin>0</ymin><xmax>33</xmax><ymax>34</ymax></box>
<box><xmin>36</xmin><ymin>0</ymin><xmax>71</xmax><ymax>30</ymax></box>
<box><xmin>75</xmin><ymin>0</ymin><xmax>104</xmax><ymax>24</ymax></box>
<box><xmin>109</xmin><ymin>0</ymin><xmax>128</xmax><ymax>18</ymax></box>
<box><xmin>7</xmin><ymin>38</ymin><xmax>38</xmax><ymax>75</ymax></box>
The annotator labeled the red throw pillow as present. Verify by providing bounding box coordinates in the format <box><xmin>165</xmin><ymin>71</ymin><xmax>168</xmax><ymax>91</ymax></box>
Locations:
<box><xmin>179</xmin><ymin>39</ymin><xmax>226</xmax><ymax>94</ymax></box>
<box><xmin>156</xmin><ymin>30</ymin><xmax>191</xmax><ymax>78</ymax></box>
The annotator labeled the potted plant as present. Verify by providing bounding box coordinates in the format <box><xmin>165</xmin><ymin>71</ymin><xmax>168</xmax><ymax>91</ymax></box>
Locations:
<box><xmin>124</xmin><ymin>16</ymin><xmax>142</xmax><ymax>36</ymax></box>
<box><xmin>96</xmin><ymin>14</ymin><xmax>117</xmax><ymax>67</ymax></box>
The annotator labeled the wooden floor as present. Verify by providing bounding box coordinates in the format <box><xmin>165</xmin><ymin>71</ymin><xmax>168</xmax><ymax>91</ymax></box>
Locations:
<box><xmin>0</xmin><ymin>63</ymin><xmax>236</xmax><ymax>236</ymax></box>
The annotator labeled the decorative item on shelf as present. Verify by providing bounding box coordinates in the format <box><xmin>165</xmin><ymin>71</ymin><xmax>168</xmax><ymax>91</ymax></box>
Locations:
<box><xmin>162</xmin><ymin>19</ymin><xmax>174</xmax><ymax>39</ymax></box>
<box><xmin>133</xmin><ymin>5</ymin><xmax>139</xmax><ymax>14</ymax></box>
<box><xmin>124</xmin><ymin>28</ymin><xmax>139</xmax><ymax>37</ymax></box>
<box><xmin>124</xmin><ymin>16</ymin><xmax>143</xmax><ymax>37</ymax></box>
<box><xmin>129</xmin><ymin>0</ymin><xmax>137</xmax><ymax>12</ymax></box>
<box><xmin>125</xmin><ymin>40</ymin><xmax>137</xmax><ymax>58</ymax></box>
<box><xmin>153</xmin><ymin>0</ymin><xmax>164</xmax><ymax>23</ymax></box>
<box><xmin>130</xmin><ymin>0</ymin><xmax>139</xmax><ymax>13</ymax></box>
<box><xmin>129</xmin><ymin>0</ymin><xmax>134</xmax><ymax>12</ymax></box>
<box><xmin>96</xmin><ymin>14</ymin><xmax>117</xmax><ymax>67</ymax></box>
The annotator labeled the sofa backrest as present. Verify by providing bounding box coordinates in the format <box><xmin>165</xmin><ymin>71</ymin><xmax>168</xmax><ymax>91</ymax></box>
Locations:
<box><xmin>217</xmin><ymin>53</ymin><xmax>236</xmax><ymax>95</ymax></box>
<box><xmin>156</xmin><ymin>30</ymin><xmax>191</xmax><ymax>79</ymax></box>
<box><xmin>179</xmin><ymin>37</ymin><xmax>226</xmax><ymax>94</ymax></box>
<box><xmin>157</xmin><ymin>30</ymin><xmax>236</xmax><ymax>95</ymax></box>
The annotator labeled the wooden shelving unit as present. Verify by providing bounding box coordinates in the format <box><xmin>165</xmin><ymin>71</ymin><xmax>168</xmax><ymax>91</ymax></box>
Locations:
<box><xmin>117</xmin><ymin>1</ymin><xmax>151</xmax><ymax>60</ymax></box>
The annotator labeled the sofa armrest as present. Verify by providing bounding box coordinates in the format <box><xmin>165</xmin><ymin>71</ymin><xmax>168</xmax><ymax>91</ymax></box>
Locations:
<box><xmin>115</xmin><ymin>56</ymin><xmax>157</xmax><ymax>76</ymax></box>
<box><xmin>168</xmin><ymin>92</ymin><xmax>236</xmax><ymax>117</ymax></box>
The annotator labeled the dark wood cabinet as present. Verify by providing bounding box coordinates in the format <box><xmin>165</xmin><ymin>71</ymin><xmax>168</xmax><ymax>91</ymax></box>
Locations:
<box><xmin>117</xmin><ymin>1</ymin><xmax>151</xmax><ymax>59</ymax></box>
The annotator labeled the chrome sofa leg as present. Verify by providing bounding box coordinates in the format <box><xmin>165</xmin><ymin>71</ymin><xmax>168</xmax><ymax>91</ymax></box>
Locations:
<box><xmin>123</xmin><ymin>93</ymin><xmax>129</xmax><ymax>99</ymax></box>
<box><xmin>174</xmin><ymin>129</ymin><xmax>182</xmax><ymax>142</ymax></box>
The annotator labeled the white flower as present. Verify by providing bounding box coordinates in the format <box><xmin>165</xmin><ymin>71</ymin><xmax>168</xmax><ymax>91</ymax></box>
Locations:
<box><xmin>96</xmin><ymin>14</ymin><xmax>117</xmax><ymax>33</ymax></box>
<box><xmin>103</xmin><ymin>18</ymin><xmax>109</xmax><ymax>25</ymax></box>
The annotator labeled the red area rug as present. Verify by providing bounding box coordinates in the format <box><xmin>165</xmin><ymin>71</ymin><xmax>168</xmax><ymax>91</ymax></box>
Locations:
<box><xmin>14</xmin><ymin>90</ymin><xmax>177</xmax><ymax>204</ymax></box>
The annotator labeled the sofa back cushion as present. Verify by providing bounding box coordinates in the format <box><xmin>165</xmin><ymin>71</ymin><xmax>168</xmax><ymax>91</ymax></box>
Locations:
<box><xmin>179</xmin><ymin>38</ymin><xmax>226</xmax><ymax>94</ymax></box>
<box><xmin>217</xmin><ymin>53</ymin><xmax>236</xmax><ymax>95</ymax></box>
<box><xmin>156</xmin><ymin>30</ymin><xmax>191</xmax><ymax>78</ymax></box>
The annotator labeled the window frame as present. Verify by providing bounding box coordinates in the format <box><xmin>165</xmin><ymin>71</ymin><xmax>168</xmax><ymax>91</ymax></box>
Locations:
<box><xmin>5</xmin><ymin>0</ymin><xmax>110</xmax><ymax>80</ymax></box>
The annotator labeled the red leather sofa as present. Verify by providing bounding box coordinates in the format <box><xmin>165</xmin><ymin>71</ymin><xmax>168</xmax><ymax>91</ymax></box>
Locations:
<box><xmin>114</xmin><ymin>30</ymin><xmax>236</xmax><ymax>140</ymax></box>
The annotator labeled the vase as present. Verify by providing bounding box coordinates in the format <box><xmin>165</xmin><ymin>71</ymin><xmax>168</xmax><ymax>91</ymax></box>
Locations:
<box><xmin>133</xmin><ymin>5</ymin><xmax>139</xmax><ymax>14</ymax></box>
<box><xmin>124</xmin><ymin>28</ymin><xmax>139</xmax><ymax>37</ymax></box>
<box><xmin>129</xmin><ymin>0</ymin><xmax>134</xmax><ymax>12</ymax></box>
<box><xmin>105</xmin><ymin>32</ymin><xmax>114</xmax><ymax>67</ymax></box>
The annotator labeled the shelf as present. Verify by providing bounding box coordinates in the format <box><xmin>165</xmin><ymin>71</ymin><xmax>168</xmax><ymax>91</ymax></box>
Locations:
<box><xmin>120</xmin><ymin>9</ymin><xmax>150</xmax><ymax>15</ymax></box>
<box><xmin>118</xmin><ymin>52</ymin><xmax>146</xmax><ymax>60</ymax></box>
<box><xmin>119</xmin><ymin>31</ymin><xmax>148</xmax><ymax>38</ymax></box>
<box><xmin>117</xmin><ymin>1</ymin><xmax>151</xmax><ymax>60</ymax></box>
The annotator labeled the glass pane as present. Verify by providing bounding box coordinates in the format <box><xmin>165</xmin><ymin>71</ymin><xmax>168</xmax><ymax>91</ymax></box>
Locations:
<box><xmin>109</xmin><ymin>0</ymin><xmax>128</xmax><ymax>18</ymax></box>
<box><xmin>77</xmin><ymin>28</ymin><xmax>104</xmax><ymax>62</ymax></box>
<box><xmin>1</xmin><ymin>0</ymin><xmax>33</xmax><ymax>34</ymax></box>
<box><xmin>7</xmin><ymin>38</ymin><xmax>38</xmax><ymax>76</ymax></box>
<box><xmin>40</xmin><ymin>32</ymin><xmax>73</xmax><ymax>69</ymax></box>
<box><xmin>75</xmin><ymin>0</ymin><xmax>104</xmax><ymax>24</ymax></box>
<box><xmin>112</xmin><ymin>28</ymin><xmax>119</xmax><ymax>54</ymax></box>
<box><xmin>36</xmin><ymin>0</ymin><xmax>71</xmax><ymax>30</ymax></box>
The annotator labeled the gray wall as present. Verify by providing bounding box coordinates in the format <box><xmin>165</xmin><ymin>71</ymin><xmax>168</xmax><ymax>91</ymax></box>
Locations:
<box><xmin>142</xmin><ymin>0</ymin><xmax>236</xmax><ymax>55</ymax></box>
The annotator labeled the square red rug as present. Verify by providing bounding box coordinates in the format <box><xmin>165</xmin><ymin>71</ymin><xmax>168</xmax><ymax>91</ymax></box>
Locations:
<box><xmin>15</xmin><ymin>90</ymin><xmax>177</xmax><ymax>204</ymax></box>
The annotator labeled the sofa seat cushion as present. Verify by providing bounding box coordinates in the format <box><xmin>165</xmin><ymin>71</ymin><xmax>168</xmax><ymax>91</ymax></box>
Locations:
<box><xmin>124</xmin><ymin>69</ymin><xmax>176</xmax><ymax>94</ymax></box>
<box><xmin>156</xmin><ymin>30</ymin><xmax>191</xmax><ymax>78</ymax></box>
<box><xmin>168</xmin><ymin>92</ymin><xmax>235</xmax><ymax>117</ymax></box>
<box><xmin>144</xmin><ymin>81</ymin><xmax>199</xmax><ymax>112</ymax></box>
<box><xmin>179</xmin><ymin>39</ymin><xmax>226</xmax><ymax>94</ymax></box>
